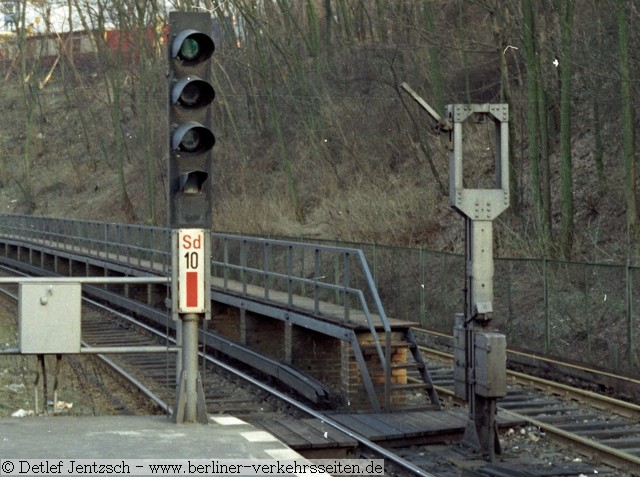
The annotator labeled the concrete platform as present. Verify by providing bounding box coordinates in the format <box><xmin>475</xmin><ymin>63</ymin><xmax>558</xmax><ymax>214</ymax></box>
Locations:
<box><xmin>0</xmin><ymin>415</ymin><xmax>303</xmax><ymax>460</ymax></box>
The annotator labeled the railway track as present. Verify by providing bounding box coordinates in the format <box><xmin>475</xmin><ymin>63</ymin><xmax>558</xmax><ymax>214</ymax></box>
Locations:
<box><xmin>414</xmin><ymin>328</ymin><xmax>640</xmax><ymax>475</ymax></box>
<box><xmin>0</xmin><ymin>273</ymin><xmax>285</xmax><ymax>419</ymax></box>
<box><xmin>1</xmin><ymin>262</ymin><xmax>638</xmax><ymax>475</ymax></box>
<box><xmin>0</xmin><ymin>266</ymin><xmax>443</xmax><ymax>476</ymax></box>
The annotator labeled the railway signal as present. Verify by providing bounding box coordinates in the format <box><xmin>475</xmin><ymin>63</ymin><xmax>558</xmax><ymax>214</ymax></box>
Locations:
<box><xmin>168</xmin><ymin>11</ymin><xmax>215</xmax><ymax>229</ymax></box>
<box><xmin>167</xmin><ymin>11</ymin><xmax>214</xmax><ymax>425</ymax></box>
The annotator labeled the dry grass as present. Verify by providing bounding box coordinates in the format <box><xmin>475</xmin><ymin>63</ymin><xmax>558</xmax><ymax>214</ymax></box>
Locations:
<box><xmin>0</xmin><ymin>37</ymin><xmax>631</xmax><ymax>265</ymax></box>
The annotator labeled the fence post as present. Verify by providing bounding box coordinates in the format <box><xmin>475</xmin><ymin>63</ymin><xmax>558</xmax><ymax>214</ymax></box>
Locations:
<box><xmin>505</xmin><ymin>259</ymin><xmax>512</xmax><ymax>335</ymax></box>
<box><xmin>372</xmin><ymin>242</ymin><xmax>377</xmax><ymax>285</ymax></box>
<box><xmin>583</xmin><ymin>265</ymin><xmax>591</xmax><ymax>361</ymax></box>
<box><xmin>419</xmin><ymin>246</ymin><xmax>426</xmax><ymax>327</ymax></box>
<box><xmin>314</xmin><ymin>248</ymin><xmax>320</xmax><ymax>314</ymax></box>
<box><xmin>543</xmin><ymin>257</ymin><xmax>550</xmax><ymax>353</ymax></box>
<box><xmin>626</xmin><ymin>260</ymin><xmax>634</xmax><ymax>368</ymax></box>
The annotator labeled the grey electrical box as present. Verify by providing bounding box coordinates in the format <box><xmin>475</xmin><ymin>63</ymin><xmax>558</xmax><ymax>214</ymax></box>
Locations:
<box><xmin>474</xmin><ymin>332</ymin><xmax>507</xmax><ymax>398</ymax></box>
<box><xmin>19</xmin><ymin>283</ymin><xmax>82</xmax><ymax>354</ymax></box>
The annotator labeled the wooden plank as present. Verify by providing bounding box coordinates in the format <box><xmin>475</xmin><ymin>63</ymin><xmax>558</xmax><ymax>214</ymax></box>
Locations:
<box><xmin>347</xmin><ymin>414</ymin><xmax>407</xmax><ymax>440</ymax></box>
<box><xmin>377</xmin><ymin>413</ymin><xmax>430</xmax><ymax>437</ymax></box>
<box><xmin>276</xmin><ymin>419</ymin><xmax>343</xmax><ymax>449</ymax></box>
<box><xmin>254</xmin><ymin>420</ymin><xmax>313</xmax><ymax>450</ymax></box>
<box><xmin>405</xmin><ymin>410</ymin><xmax>466</xmax><ymax>434</ymax></box>
<box><xmin>328</xmin><ymin>414</ymin><xmax>388</xmax><ymax>440</ymax></box>
<box><xmin>358</xmin><ymin>413</ymin><xmax>407</xmax><ymax>439</ymax></box>
<box><xmin>431</xmin><ymin>409</ymin><xmax>469</xmax><ymax>431</ymax></box>
<box><xmin>302</xmin><ymin>419</ymin><xmax>358</xmax><ymax>447</ymax></box>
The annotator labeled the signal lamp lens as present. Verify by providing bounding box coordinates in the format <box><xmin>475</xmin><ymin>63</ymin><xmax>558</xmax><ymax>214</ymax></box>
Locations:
<box><xmin>179</xmin><ymin>37</ymin><xmax>201</xmax><ymax>61</ymax></box>
<box><xmin>172</xmin><ymin>123</ymin><xmax>215</xmax><ymax>154</ymax></box>
<box><xmin>180</xmin><ymin>171</ymin><xmax>208</xmax><ymax>194</ymax></box>
<box><xmin>180</xmin><ymin>129</ymin><xmax>201</xmax><ymax>152</ymax></box>
<box><xmin>180</xmin><ymin>82</ymin><xmax>201</xmax><ymax>107</ymax></box>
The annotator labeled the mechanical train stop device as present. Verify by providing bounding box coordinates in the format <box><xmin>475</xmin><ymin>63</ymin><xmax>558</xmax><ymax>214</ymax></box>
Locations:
<box><xmin>402</xmin><ymin>84</ymin><xmax>508</xmax><ymax>461</ymax></box>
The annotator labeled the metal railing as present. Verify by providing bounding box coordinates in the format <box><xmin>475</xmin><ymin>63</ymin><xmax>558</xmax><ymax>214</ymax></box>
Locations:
<box><xmin>0</xmin><ymin>215</ymin><xmax>396</xmax><ymax>404</ymax></box>
<box><xmin>211</xmin><ymin>234</ymin><xmax>393</xmax><ymax>386</ymax></box>
<box><xmin>0</xmin><ymin>215</ymin><xmax>171</xmax><ymax>275</ymax></box>
<box><xmin>2</xmin><ymin>214</ymin><xmax>632</xmax><ymax>379</ymax></box>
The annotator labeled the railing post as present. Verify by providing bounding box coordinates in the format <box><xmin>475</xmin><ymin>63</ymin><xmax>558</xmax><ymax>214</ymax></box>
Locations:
<box><xmin>300</xmin><ymin>247</ymin><xmax>306</xmax><ymax>297</ymax></box>
<box><xmin>103</xmin><ymin>223</ymin><xmax>108</xmax><ymax>260</ymax></box>
<box><xmin>287</xmin><ymin>245</ymin><xmax>293</xmax><ymax>307</ymax></box>
<box><xmin>223</xmin><ymin>238</ymin><xmax>229</xmax><ymax>290</ymax></box>
<box><xmin>91</xmin><ymin>222</ymin><xmax>97</xmax><ymax>257</ymax></box>
<box><xmin>73</xmin><ymin>219</ymin><xmax>79</xmax><ymax>251</ymax></box>
<box><xmin>343</xmin><ymin>252</ymin><xmax>350</xmax><ymax>322</ymax></box>
<box><xmin>372</xmin><ymin>242</ymin><xmax>377</xmax><ymax>286</ymax></box>
<box><xmin>334</xmin><ymin>251</ymin><xmax>340</xmax><ymax>304</ymax></box>
<box><xmin>264</xmin><ymin>242</ymin><xmax>270</xmax><ymax>301</ymax></box>
<box><xmin>136</xmin><ymin>226</ymin><xmax>141</xmax><ymax>267</ymax></box>
<box><xmin>63</xmin><ymin>219</ymin><xmax>68</xmax><ymax>250</ymax></box>
<box><xmin>241</xmin><ymin>240</ymin><xmax>247</xmax><ymax>295</ymax></box>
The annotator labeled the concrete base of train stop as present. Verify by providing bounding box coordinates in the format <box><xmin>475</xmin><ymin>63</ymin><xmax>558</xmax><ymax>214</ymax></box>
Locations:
<box><xmin>0</xmin><ymin>415</ymin><xmax>303</xmax><ymax>460</ymax></box>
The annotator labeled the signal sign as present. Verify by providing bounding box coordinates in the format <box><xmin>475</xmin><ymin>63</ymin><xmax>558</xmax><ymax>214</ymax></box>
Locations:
<box><xmin>177</xmin><ymin>229</ymin><xmax>205</xmax><ymax>313</ymax></box>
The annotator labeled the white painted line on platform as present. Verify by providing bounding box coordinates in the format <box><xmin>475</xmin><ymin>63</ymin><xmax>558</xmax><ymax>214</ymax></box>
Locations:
<box><xmin>264</xmin><ymin>448</ymin><xmax>303</xmax><ymax>460</ymax></box>
<box><xmin>209</xmin><ymin>416</ymin><xmax>246</xmax><ymax>426</ymax></box>
<box><xmin>241</xmin><ymin>431</ymin><xmax>278</xmax><ymax>442</ymax></box>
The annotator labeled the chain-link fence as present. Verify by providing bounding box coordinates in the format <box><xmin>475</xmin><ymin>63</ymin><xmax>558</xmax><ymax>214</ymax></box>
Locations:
<box><xmin>286</xmin><ymin>237</ymin><xmax>638</xmax><ymax>376</ymax></box>
<box><xmin>0</xmin><ymin>214</ymin><xmax>636</xmax><ymax>377</ymax></box>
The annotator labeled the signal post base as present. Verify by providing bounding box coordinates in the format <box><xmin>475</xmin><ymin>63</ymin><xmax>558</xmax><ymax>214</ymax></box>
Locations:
<box><xmin>174</xmin><ymin>370</ymin><xmax>208</xmax><ymax>424</ymax></box>
<box><xmin>173</xmin><ymin>312</ymin><xmax>208</xmax><ymax>424</ymax></box>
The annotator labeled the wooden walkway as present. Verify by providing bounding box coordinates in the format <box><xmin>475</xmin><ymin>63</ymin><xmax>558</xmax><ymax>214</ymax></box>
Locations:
<box><xmin>254</xmin><ymin>408</ymin><xmax>524</xmax><ymax>457</ymax></box>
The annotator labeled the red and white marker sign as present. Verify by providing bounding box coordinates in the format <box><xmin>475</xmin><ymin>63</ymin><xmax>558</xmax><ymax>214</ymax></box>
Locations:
<box><xmin>178</xmin><ymin>229</ymin><xmax>205</xmax><ymax>313</ymax></box>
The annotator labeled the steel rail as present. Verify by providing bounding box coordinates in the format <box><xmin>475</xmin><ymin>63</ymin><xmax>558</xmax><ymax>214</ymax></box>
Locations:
<box><xmin>431</xmin><ymin>381</ymin><xmax>640</xmax><ymax>473</ymax></box>
<box><xmin>84</xmin><ymin>306</ymin><xmax>443</xmax><ymax>476</ymax></box>
<box><xmin>195</xmin><ymin>343</ymin><xmax>442</xmax><ymax>477</ymax></box>
<box><xmin>0</xmin><ymin>264</ymin><xmax>441</xmax><ymax>477</ymax></box>
<box><xmin>80</xmin><ymin>340</ymin><xmax>173</xmax><ymax>415</ymax></box>
<box><xmin>506</xmin><ymin>368</ymin><xmax>640</xmax><ymax>419</ymax></box>
<box><xmin>420</xmin><ymin>343</ymin><xmax>640</xmax><ymax>418</ymax></box>
<box><xmin>414</xmin><ymin>328</ymin><xmax>640</xmax><ymax>386</ymax></box>
<box><xmin>416</xmin><ymin>345</ymin><xmax>640</xmax><ymax>473</ymax></box>
<box><xmin>500</xmin><ymin>408</ymin><xmax>640</xmax><ymax>471</ymax></box>
<box><xmin>415</xmin><ymin>329</ymin><xmax>640</xmax><ymax>418</ymax></box>
<box><xmin>87</xmin><ymin>295</ymin><xmax>442</xmax><ymax>477</ymax></box>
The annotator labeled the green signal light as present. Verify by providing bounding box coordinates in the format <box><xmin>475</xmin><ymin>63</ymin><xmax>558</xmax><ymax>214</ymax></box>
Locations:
<box><xmin>179</xmin><ymin>37</ymin><xmax>201</xmax><ymax>61</ymax></box>
<box><xmin>173</xmin><ymin>31</ymin><xmax>213</xmax><ymax>64</ymax></box>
